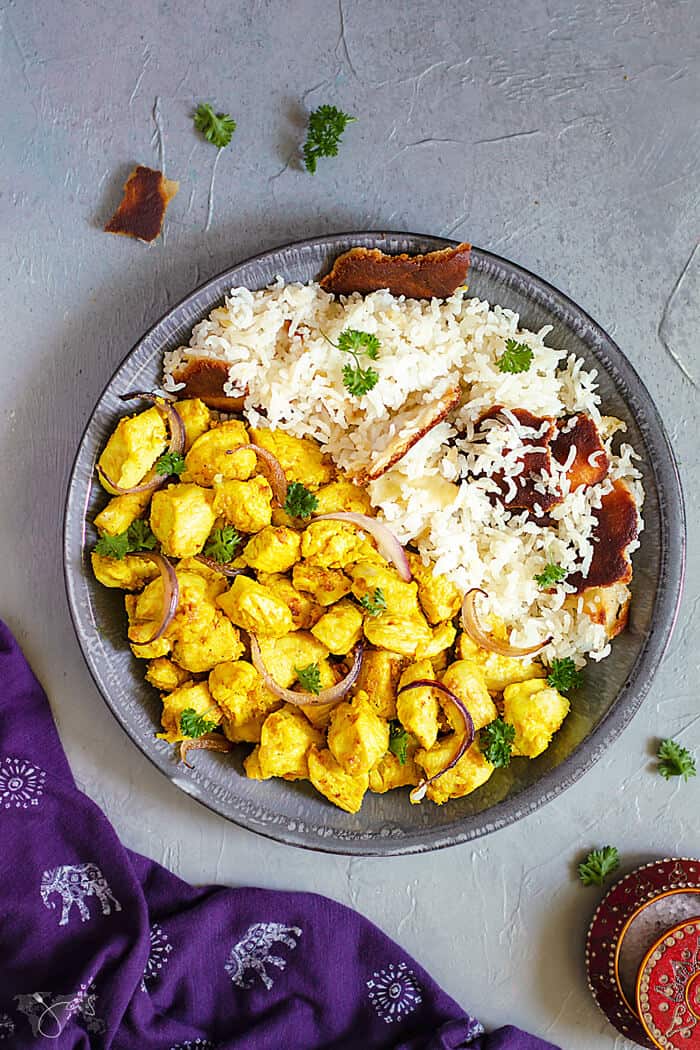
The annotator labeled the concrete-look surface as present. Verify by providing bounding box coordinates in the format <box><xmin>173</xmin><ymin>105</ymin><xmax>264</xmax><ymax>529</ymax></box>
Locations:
<box><xmin>1</xmin><ymin>1</ymin><xmax>697</xmax><ymax>1046</ymax></box>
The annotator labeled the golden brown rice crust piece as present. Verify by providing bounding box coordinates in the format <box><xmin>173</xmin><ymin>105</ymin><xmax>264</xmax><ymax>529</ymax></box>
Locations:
<box><xmin>171</xmin><ymin>357</ymin><xmax>246</xmax><ymax>412</ymax></box>
<box><xmin>105</xmin><ymin>165</ymin><xmax>179</xmax><ymax>243</ymax></box>
<box><xmin>320</xmin><ymin>243</ymin><xmax>472</xmax><ymax>299</ymax></box>
<box><xmin>550</xmin><ymin>414</ymin><xmax>609</xmax><ymax>491</ymax></box>
<box><xmin>568</xmin><ymin>480</ymin><xmax>638</xmax><ymax>593</ymax></box>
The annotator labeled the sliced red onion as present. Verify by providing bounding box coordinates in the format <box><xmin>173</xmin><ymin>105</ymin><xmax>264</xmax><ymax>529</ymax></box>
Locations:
<box><xmin>313</xmin><ymin>512</ymin><xmax>411</xmax><ymax>582</ymax></box>
<box><xmin>461</xmin><ymin>588</ymin><xmax>551</xmax><ymax>658</ymax></box>
<box><xmin>128</xmin><ymin>552</ymin><xmax>179</xmax><ymax>645</ymax></box>
<box><xmin>96</xmin><ymin>464</ymin><xmax>165</xmax><ymax>496</ymax></box>
<box><xmin>179</xmin><ymin>733</ymin><xmax>232</xmax><ymax>768</ymax></box>
<box><xmin>98</xmin><ymin>392</ymin><xmax>186</xmax><ymax>494</ymax></box>
<box><xmin>250</xmin><ymin>635</ymin><xmax>364</xmax><ymax>707</ymax></box>
<box><xmin>235</xmin><ymin>444</ymin><xmax>288</xmax><ymax>505</ymax></box>
<box><xmin>397</xmin><ymin>679</ymin><xmax>475</xmax><ymax>803</ymax></box>
<box><xmin>194</xmin><ymin>555</ymin><xmax>248</xmax><ymax>578</ymax></box>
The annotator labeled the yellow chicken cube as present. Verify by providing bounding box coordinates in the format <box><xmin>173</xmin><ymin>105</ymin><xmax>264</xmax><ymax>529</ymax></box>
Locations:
<box><xmin>174</xmin><ymin>557</ymin><xmax>228</xmax><ymax>601</ymax></box>
<box><xmin>244</xmin><ymin>746</ymin><xmax>266</xmax><ymax>779</ymax></box>
<box><xmin>311</xmin><ymin>600</ymin><xmax>363</xmax><ymax>655</ymax></box>
<box><xmin>257</xmin><ymin>705</ymin><xmax>324</xmax><ymax>780</ymax></box>
<box><xmin>292</xmin><ymin>562</ymin><xmax>352</xmax><ymax>605</ymax></box>
<box><xmin>145</xmin><ymin>657</ymin><xmax>191</xmax><ymax>692</ymax></box>
<box><xmin>368</xmin><ymin>750</ymin><xmax>421</xmax><ymax>793</ymax></box>
<box><xmin>256</xmin><ymin>573</ymin><xmax>323</xmax><ymax>630</ymax></box>
<box><xmin>242</xmin><ymin>526</ymin><xmax>302</xmax><ymax>574</ymax></box>
<box><xmin>174</xmin><ymin>398</ymin><xmax>212</xmax><ymax>450</ymax></box>
<box><xmin>502</xmin><ymin>678</ymin><xmax>570</xmax><ymax>758</ymax></box>
<box><xmin>314</xmin><ymin>479</ymin><xmax>372</xmax><ymax>515</ymax></box>
<box><xmin>354</xmin><ymin>649</ymin><xmax>406</xmax><ymax>719</ymax></box>
<box><xmin>396</xmin><ymin>660</ymin><xmax>440</xmax><ymax>750</ymax></box>
<box><xmin>308</xmin><ymin>747</ymin><xmax>368</xmax><ymax>813</ymax></box>
<box><xmin>249</xmin><ymin>427</ymin><xmax>334</xmax><ymax>489</ymax></box>
<box><xmin>456</xmin><ymin>632</ymin><xmax>545</xmax><ymax>692</ymax></box>
<box><xmin>256</xmin><ymin>631</ymin><xmax>330</xmax><ymax>689</ymax></box>
<box><xmin>217</xmin><ymin>575</ymin><xmax>294</xmax><ymax>638</ymax></box>
<box><xmin>91</xmin><ymin>552</ymin><xmax>159</xmax><ymax>591</ymax></box>
<box><xmin>327</xmin><ymin>691</ymin><xmax>389</xmax><ymax>775</ymax></box>
<box><xmin>209</xmin><ymin>660</ymin><xmax>282</xmax><ymax>742</ymax></box>
<box><xmin>131</xmin><ymin>568</ymin><xmax>209</xmax><ymax>638</ymax></box>
<box><xmin>350</xmin><ymin>561</ymin><xmax>422</xmax><ymax>618</ymax></box>
<box><xmin>98</xmin><ymin>407</ymin><xmax>168</xmax><ymax>492</ymax></box>
<box><xmin>158</xmin><ymin>681</ymin><xmax>223</xmax><ymax>743</ymax></box>
<box><xmin>301</xmin><ymin>520</ymin><xmax>376</xmax><ymax>570</ymax></box>
<box><xmin>213</xmin><ymin>475</ymin><xmax>273</xmax><ymax>533</ymax></box>
<box><xmin>363</xmin><ymin>613</ymin><xmax>433</xmax><ymax>658</ymax></box>
<box><xmin>415</xmin><ymin>621</ymin><xmax>457</xmax><ymax>661</ymax></box>
<box><xmin>94</xmin><ymin>489</ymin><xmax>153</xmax><ymax>536</ymax></box>
<box><xmin>416</xmin><ymin>739</ymin><xmax>494</xmax><ymax>804</ymax></box>
<box><xmin>150</xmin><ymin>483</ymin><xmax>215</xmax><ymax>558</ymax></box>
<box><xmin>171</xmin><ymin>612</ymin><xmax>244</xmax><ymax>673</ymax></box>
<box><xmin>441</xmin><ymin>660</ymin><xmax>497</xmax><ymax>732</ymax></box>
<box><xmin>407</xmin><ymin>552</ymin><xmax>462</xmax><ymax>625</ymax></box>
<box><xmin>183</xmin><ymin>420</ymin><xmax>256</xmax><ymax>486</ymax></box>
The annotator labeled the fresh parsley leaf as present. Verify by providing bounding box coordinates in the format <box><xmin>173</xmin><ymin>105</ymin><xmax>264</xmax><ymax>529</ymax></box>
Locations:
<box><xmin>324</xmin><ymin>328</ymin><xmax>381</xmax><ymax>397</ymax></box>
<box><xmin>203</xmin><ymin>525</ymin><xmax>241</xmax><ymax>563</ymax></box>
<box><xmin>657</xmin><ymin>738</ymin><xmax>696</xmax><ymax>782</ymax></box>
<box><xmin>284</xmin><ymin>481</ymin><xmax>319</xmax><ymax>519</ymax></box>
<box><xmin>295</xmin><ymin>662</ymin><xmax>322</xmax><ymax>695</ymax></box>
<box><xmin>94</xmin><ymin>519</ymin><xmax>156</xmax><ymax>560</ymax></box>
<box><xmin>360</xmin><ymin>587</ymin><xmax>387</xmax><ymax>617</ymax></box>
<box><xmin>388</xmin><ymin>720</ymin><xmax>410</xmax><ymax>765</ymax></box>
<box><xmin>535</xmin><ymin>563</ymin><xmax>567</xmax><ymax>588</ymax></box>
<box><xmin>179</xmin><ymin>707</ymin><xmax>219</xmax><ymax>739</ymax></box>
<box><xmin>303</xmin><ymin>104</ymin><xmax>356</xmax><ymax>174</ymax></box>
<box><xmin>496</xmin><ymin>338</ymin><xmax>534</xmax><ymax>374</ymax></box>
<box><xmin>480</xmin><ymin>718</ymin><xmax>516</xmax><ymax>767</ymax></box>
<box><xmin>336</xmin><ymin>329</ymin><xmax>381</xmax><ymax>360</ymax></box>
<box><xmin>155</xmin><ymin>451</ymin><xmax>186</xmax><ymax>476</ymax></box>
<box><xmin>94</xmin><ymin>531</ymin><xmax>131</xmax><ymax>560</ymax></box>
<box><xmin>342</xmin><ymin>362</ymin><xmax>379</xmax><ymax>397</ymax></box>
<box><xmin>578</xmin><ymin>846</ymin><xmax>620</xmax><ymax>887</ymax></box>
<box><xmin>194</xmin><ymin>102</ymin><xmax>237</xmax><ymax>148</ymax></box>
<box><xmin>547</xmin><ymin>657</ymin><xmax>583</xmax><ymax>693</ymax></box>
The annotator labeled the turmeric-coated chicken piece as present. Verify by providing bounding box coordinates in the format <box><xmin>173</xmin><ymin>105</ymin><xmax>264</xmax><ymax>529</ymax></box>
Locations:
<box><xmin>327</xmin><ymin>690</ymin><xmax>389</xmax><ymax>776</ymax></box>
<box><xmin>145</xmin><ymin>656</ymin><xmax>191</xmax><ymax>693</ymax></box>
<box><xmin>209</xmin><ymin>660</ymin><xmax>282</xmax><ymax>742</ymax></box>
<box><xmin>350</xmin><ymin>560</ymin><xmax>422</xmax><ymax>618</ymax></box>
<box><xmin>501</xmin><ymin>678</ymin><xmax>570</xmax><ymax>758</ymax></box>
<box><xmin>183</xmin><ymin>420</ymin><xmax>256</xmax><ymax>486</ymax></box>
<box><xmin>94</xmin><ymin>488</ymin><xmax>154</xmax><ymax>536</ymax></box>
<box><xmin>363</xmin><ymin>612</ymin><xmax>433</xmax><ymax>659</ymax></box>
<box><xmin>98</xmin><ymin>407</ymin><xmax>168</xmax><ymax>492</ymax></box>
<box><xmin>243</xmin><ymin>746</ymin><xmax>265</xmax><ymax>780</ymax></box>
<box><xmin>242</xmin><ymin>525</ymin><xmax>302</xmax><ymax>574</ymax></box>
<box><xmin>311</xmin><ymin>600</ymin><xmax>363</xmax><ymax>655</ymax></box>
<box><xmin>441</xmin><ymin>660</ymin><xmax>497</xmax><ymax>732</ymax></box>
<box><xmin>257</xmin><ymin>704</ymin><xmax>324</xmax><ymax>780</ymax></box>
<box><xmin>307</xmin><ymin>747</ymin><xmax>369</xmax><ymax>813</ymax></box>
<box><xmin>368</xmin><ymin>749</ymin><xmax>421</xmax><ymax>793</ymax></box>
<box><xmin>174</xmin><ymin>557</ymin><xmax>228</xmax><ymax>602</ymax></box>
<box><xmin>292</xmin><ymin>562</ymin><xmax>352</xmax><ymax>606</ymax></box>
<box><xmin>150</xmin><ymin>483</ymin><xmax>216</xmax><ymax>558</ymax></box>
<box><xmin>396</xmin><ymin>660</ymin><xmax>440</xmax><ymax>750</ymax></box>
<box><xmin>256</xmin><ymin>631</ymin><xmax>331</xmax><ymax>689</ymax></box>
<box><xmin>158</xmin><ymin>681</ymin><xmax>223</xmax><ymax>743</ymax></box>
<box><xmin>217</xmin><ymin>575</ymin><xmax>294</xmax><ymax>638</ymax></box>
<box><xmin>415</xmin><ymin>738</ymin><xmax>494</xmax><ymax>805</ymax></box>
<box><xmin>174</xmin><ymin>397</ymin><xmax>212</xmax><ymax>451</ymax></box>
<box><xmin>256</xmin><ymin>573</ymin><xmax>323</xmax><ymax>630</ymax></box>
<box><xmin>415</xmin><ymin>621</ymin><xmax>457</xmax><ymax>661</ymax></box>
<box><xmin>457</xmin><ymin>630</ymin><xmax>545</xmax><ymax>692</ymax></box>
<box><xmin>249</xmin><ymin>427</ymin><xmax>334</xmax><ymax>490</ymax></box>
<box><xmin>90</xmin><ymin>552</ymin><xmax>159</xmax><ymax>591</ymax></box>
<box><xmin>128</xmin><ymin>570</ymin><xmax>211</xmax><ymax>651</ymax></box>
<box><xmin>407</xmin><ymin>552</ymin><xmax>462</xmax><ymax>625</ymax></box>
<box><xmin>354</xmin><ymin>649</ymin><xmax>406</xmax><ymax>719</ymax></box>
<box><xmin>301</xmin><ymin>520</ymin><xmax>378</xmax><ymax>570</ymax></box>
<box><xmin>314</xmin><ymin>479</ymin><xmax>372</xmax><ymax>515</ymax></box>
<box><xmin>212</xmin><ymin>475</ymin><xmax>273</xmax><ymax>533</ymax></box>
<box><xmin>171</xmin><ymin>611</ymin><xmax>243</xmax><ymax>673</ymax></box>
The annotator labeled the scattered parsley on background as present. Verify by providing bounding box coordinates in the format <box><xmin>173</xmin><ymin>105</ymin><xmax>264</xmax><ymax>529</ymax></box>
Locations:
<box><xmin>194</xmin><ymin>103</ymin><xmax>237</xmax><ymax>148</ymax></box>
<box><xmin>295</xmin><ymin>662</ymin><xmax>322</xmax><ymax>694</ymax></box>
<box><xmin>480</xmin><ymin>719</ymin><xmax>516</xmax><ymax>767</ymax></box>
<box><xmin>578</xmin><ymin>846</ymin><xmax>620</xmax><ymax>887</ymax></box>
<box><xmin>303</xmin><ymin>104</ymin><xmax>356</xmax><ymax>174</ymax></box>
<box><xmin>657</xmin><ymin>738</ymin><xmax>696</xmax><ymax>782</ymax></box>
<box><xmin>203</xmin><ymin>525</ymin><xmax>241</xmax><ymax>563</ymax></box>
<box><xmin>547</xmin><ymin>657</ymin><xmax>583</xmax><ymax>693</ymax></box>
<box><xmin>284</xmin><ymin>481</ymin><xmax>319</xmax><ymax>519</ymax></box>
<box><xmin>496</xmin><ymin>338</ymin><xmax>534</xmax><ymax>374</ymax></box>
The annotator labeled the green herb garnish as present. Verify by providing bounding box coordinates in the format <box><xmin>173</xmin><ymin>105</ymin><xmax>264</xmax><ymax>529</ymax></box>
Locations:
<box><xmin>303</xmin><ymin>104</ymin><xmax>356</xmax><ymax>174</ymax></box>
<box><xmin>360</xmin><ymin>587</ymin><xmax>387</xmax><ymax>617</ymax></box>
<box><xmin>323</xmin><ymin>328</ymin><xmax>380</xmax><ymax>396</ymax></box>
<box><xmin>657</xmin><ymin>738</ymin><xmax>696</xmax><ymax>782</ymax></box>
<box><xmin>388</xmin><ymin>720</ymin><xmax>410</xmax><ymax>765</ymax></box>
<box><xmin>202</xmin><ymin>525</ymin><xmax>241</xmax><ymax>564</ymax></box>
<box><xmin>94</xmin><ymin>519</ymin><xmax>157</xmax><ymax>560</ymax></box>
<box><xmin>94</xmin><ymin>531</ymin><xmax>131</xmax><ymax>560</ymax></box>
<box><xmin>496</xmin><ymin>338</ymin><xmax>534</xmax><ymax>374</ymax></box>
<box><xmin>284</xmin><ymin>481</ymin><xmax>319</xmax><ymax>519</ymax></box>
<box><xmin>547</xmin><ymin>657</ymin><xmax>583</xmax><ymax>693</ymax></box>
<box><xmin>535</xmin><ymin>563</ymin><xmax>567</xmax><ymax>588</ymax></box>
<box><xmin>295</xmin><ymin>662</ymin><xmax>322</xmax><ymax>695</ymax></box>
<box><xmin>578</xmin><ymin>846</ymin><xmax>620</xmax><ymax>887</ymax></box>
<box><xmin>155</xmin><ymin>451</ymin><xmax>186</xmax><ymax>476</ymax></box>
<box><xmin>194</xmin><ymin>102</ymin><xmax>237</xmax><ymax>148</ymax></box>
<box><xmin>480</xmin><ymin>718</ymin><xmax>516</xmax><ymax>767</ymax></box>
<box><xmin>179</xmin><ymin>707</ymin><xmax>219</xmax><ymax>739</ymax></box>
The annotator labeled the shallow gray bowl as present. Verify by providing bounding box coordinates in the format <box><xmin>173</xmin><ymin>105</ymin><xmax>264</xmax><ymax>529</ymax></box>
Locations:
<box><xmin>63</xmin><ymin>232</ymin><xmax>685</xmax><ymax>855</ymax></box>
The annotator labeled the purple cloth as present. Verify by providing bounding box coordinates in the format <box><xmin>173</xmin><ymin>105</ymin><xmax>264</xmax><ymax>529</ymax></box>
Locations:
<box><xmin>0</xmin><ymin>620</ymin><xmax>559</xmax><ymax>1050</ymax></box>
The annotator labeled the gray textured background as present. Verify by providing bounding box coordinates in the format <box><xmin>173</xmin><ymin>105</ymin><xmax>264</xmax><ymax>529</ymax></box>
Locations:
<box><xmin>1</xmin><ymin>1</ymin><xmax>698</xmax><ymax>1046</ymax></box>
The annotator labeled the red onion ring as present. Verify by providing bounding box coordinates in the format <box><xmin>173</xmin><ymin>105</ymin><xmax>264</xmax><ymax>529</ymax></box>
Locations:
<box><xmin>461</xmin><ymin>588</ymin><xmax>551</xmax><ymax>658</ymax></box>
<box><xmin>250</xmin><ymin>635</ymin><xmax>364</xmax><ymax>706</ymax></box>
<box><xmin>127</xmin><ymin>552</ymin><xmax>179</xmax><ymax>645</ymax></box>
<box><xmin>235</xmin><ymin>444</ymin><xmax>288</xmax><ymax>506</ymax></box>
<box><xmin>194</xmin><ymin>555</ymin><xmax>248</xmax><ymax>578</ymax></box>
<box><xmin>97</xmin><ymin>392</ymin><xmax>186</xmax><ymax>495</ymax></box>
<box><xmin>312</xmin><ymin>513</ymin><xmax>411</xmax><ymax>582</ymax></box>
<box><xmin>179</xmin><ymin>733</ymin><xmax>232</xmax><ymax>768</ymax></box>
<box><xmin>397</xmin><ymin>679</ymin><xmax>475</xmax><ymax>803</ymax></box>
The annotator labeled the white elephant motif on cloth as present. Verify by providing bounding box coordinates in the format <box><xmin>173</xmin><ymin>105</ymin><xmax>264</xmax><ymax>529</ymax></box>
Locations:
<box><xmin>40</xmin><ymin>863</ymin><xmax>122</xmax><ymax>926</ymax></box>
<box><xmin>225</xmin><ymin>922</ymin><xmax>301</xmax><ymax>990</ymax></box>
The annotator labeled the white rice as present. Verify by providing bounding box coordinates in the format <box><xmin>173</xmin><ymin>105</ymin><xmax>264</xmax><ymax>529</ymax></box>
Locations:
<box><xmin>163</xmin><ymin>280</ymin><xmax>644</xmax><ymax>665</ymax></box>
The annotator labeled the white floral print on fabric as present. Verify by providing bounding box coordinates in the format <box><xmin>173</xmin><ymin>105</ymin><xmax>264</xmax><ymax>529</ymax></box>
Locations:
<box><xmin>141</xmin><ymin>922</ymin><xmax>174</xmax><ymax>991</ymax></box>
<box><xmin>169</xmin><ymin>1041</ymin><xmax>216</xmax><ymax>1050</ymax></box>
<box><xmin>367</xmin><ymin>962</ymin><xmax>423</xmax><ymax>1024</ymax></box>
<box><xmin>225</xmin><ymin>922</ymin><xmax>302</xmax><ymax>991</ymax></box>
<box><xmin>14</xmin><ymin>983</ymin><xmax>105</xmax><ymax>1039</ymax></box>
<box><xmin>0</xmin><ymin>1014</ymin><xmax>14</xmax><ymax>1040</ymax></box>
<box><xmin>0</xmin><ymin>756</ymin><xmax>46</xmax><ymax>809</ymax></box>
<box><xmin>40</xmin><ymin>863</ymin><xmax>122</xmax><ymax>927</ymax></box>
